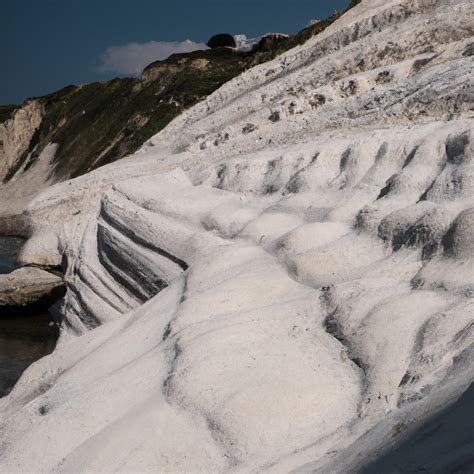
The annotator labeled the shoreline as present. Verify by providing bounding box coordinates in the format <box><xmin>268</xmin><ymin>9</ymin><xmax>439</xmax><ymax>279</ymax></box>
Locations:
<box><xmin>0</xmin><ymin>236</ymin><xmax>62</xmax><ymax>397</ymax></box>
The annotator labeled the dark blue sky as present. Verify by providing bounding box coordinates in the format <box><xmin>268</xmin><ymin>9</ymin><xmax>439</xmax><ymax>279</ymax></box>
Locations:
<box><xmin>1</xmin><ymin>0</ymin><xmax>349</xmax><ymax>105</ymax></box>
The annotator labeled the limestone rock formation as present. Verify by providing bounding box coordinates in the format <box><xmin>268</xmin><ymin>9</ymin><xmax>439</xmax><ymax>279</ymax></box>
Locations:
<box><xmin>0</xmin><ymin>0</ymin><xmax>359</xmax><ymax>207</ymax></box>
<box><xmin>0</xmin><ymin>0</ymin><xmax>472</xmax><ymax>472</ymax></box>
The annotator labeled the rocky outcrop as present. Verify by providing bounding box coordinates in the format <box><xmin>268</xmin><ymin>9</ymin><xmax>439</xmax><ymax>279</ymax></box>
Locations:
<box><xmin>0</xmin><ymin>0</ymin><xmax>472</xmax><ymax>472</ymax></box>
<box><xmin>207</xmin><ymin>33</ymin><xmax>236</xmax><ymax>49</ymax></box>
<box><xmin>0</xmin><ymin>0</ymin><xmax>360</xmax><ymax>195</ymax></box>
<box><xmin>0</xmin><ymin>105</ymin><xmax>17</xmax><ymax>124</ymax></box>
<box><xmin>0</xmin><ymin>267</ymin><xmax>65</xmax><ymax>310</ymax></box>
<box><xmin>0</xmin><ymin>100</ymin><xmax>44</xmax><ymax>182</ymax></box>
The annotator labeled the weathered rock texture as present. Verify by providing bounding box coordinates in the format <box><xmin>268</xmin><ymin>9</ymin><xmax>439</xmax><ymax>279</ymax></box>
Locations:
<box><xmin>0</xmin><ymin>1</ymin><xmax>359</xmax><ymax>211</ymax></box>
<box><xmin>0</xmin><ymin>0</ymin><xmax>472</xmax><ymax>472</ymax></box>
<box><xmin>0</xmin><ymin>267</ymin><xmax>65</xmax><ymax>309</ymax></box>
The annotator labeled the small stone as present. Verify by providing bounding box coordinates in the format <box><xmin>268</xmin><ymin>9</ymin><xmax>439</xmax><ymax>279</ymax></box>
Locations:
<box><xmin>242</xmin><ymin>123</ymin><xmax>257</xmax><ymax>134</ymax></box>
<box><xmin>463</xmin><ymin>43</ymin><xmax>474</xmax><ymax>57</ymax></box>
<box><xmin>268</xmin><ymin>111</ymin><xmax>281</xmax><ymax>122</ymax></box>
<box><xmin>310</xmin><ymin>94</ymin><xmax>327</xmax><ymax>108</ymax></box>
<box><xmin>376</xmin><ymin>70</ymin><xmax>393</xmax><ymax>84</ymax></box>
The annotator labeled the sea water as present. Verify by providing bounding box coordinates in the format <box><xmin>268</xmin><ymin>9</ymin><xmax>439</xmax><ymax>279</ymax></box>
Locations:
<box><xmin>0</xmin><ymin>236</ymin><xmax>58</xmax><ymax>396</ymax></box>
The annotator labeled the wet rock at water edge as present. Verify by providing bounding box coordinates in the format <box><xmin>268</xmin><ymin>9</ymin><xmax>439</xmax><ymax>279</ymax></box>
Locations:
<box><xmin>0</xmin><ymin>267</ymin><xmax>66</xmax><ymax>310</ymax></box>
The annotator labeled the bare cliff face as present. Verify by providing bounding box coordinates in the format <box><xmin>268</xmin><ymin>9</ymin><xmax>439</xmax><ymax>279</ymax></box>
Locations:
<box><xmin>0</xmin><ymin>52</ymin><xmax>248</xmax><ymax>190</ymax></box>
<box><xmin>0</xmin><ymin>0</ymin><xmax>473</xmax><ymax>472</ymax></box>
<box><xmin>0</xmin><ymin>100</ymin><xmax>44</xmax><ymax>182</ymax></box>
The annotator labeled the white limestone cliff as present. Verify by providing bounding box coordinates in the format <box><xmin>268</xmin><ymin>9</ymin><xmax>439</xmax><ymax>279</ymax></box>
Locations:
<box><xmin>0</xmin><ymin>0</ymin><xmax>473</xmax><ymax>471</ymax></box>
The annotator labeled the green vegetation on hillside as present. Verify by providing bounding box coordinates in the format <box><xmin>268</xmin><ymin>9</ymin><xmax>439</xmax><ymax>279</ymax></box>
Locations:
<box><xmin>29</xmin><ymin>48</ymin><xmax>250</xmax><ymax>180</ymax></box>
<box><xmin>2</xmin><ymin>0</ymin><xmax>361</xmax><ymax>183</ymax></box>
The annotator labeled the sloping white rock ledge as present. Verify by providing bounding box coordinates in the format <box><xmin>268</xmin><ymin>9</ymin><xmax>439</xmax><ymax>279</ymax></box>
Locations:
<box><xmin>0</xmin><ymin>0</ymin><xmax>473</xmax><ymax>471</ymax></box>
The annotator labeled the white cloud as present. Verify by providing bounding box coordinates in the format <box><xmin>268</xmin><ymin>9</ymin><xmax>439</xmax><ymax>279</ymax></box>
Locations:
<box><xmin>98</xmin><ymin>40</ymin><xmax>208</xmax><ymax>75</ymax></box>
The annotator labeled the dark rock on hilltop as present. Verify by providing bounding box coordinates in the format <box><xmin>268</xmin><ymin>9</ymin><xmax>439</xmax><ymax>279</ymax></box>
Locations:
<box><xmin>207</xmin><ymin>34</ymin><xmax>236</xmax><ymax>49</ymax></box>
<box><xmin>251</xmin><ymin>34</ymin><xmax>289</xmax><ymax>54</ymax></box>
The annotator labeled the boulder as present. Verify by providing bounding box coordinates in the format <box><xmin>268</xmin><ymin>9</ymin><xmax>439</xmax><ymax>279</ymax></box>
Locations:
<box><xmin>207</xmin><ymin>34</ymin><xmax>236</xmax><ymax>49</ymax></box>
<box><xmin>0</xmin><ymin>267</ymin><xmax>65</xmax><ymax>309</ymax></box>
